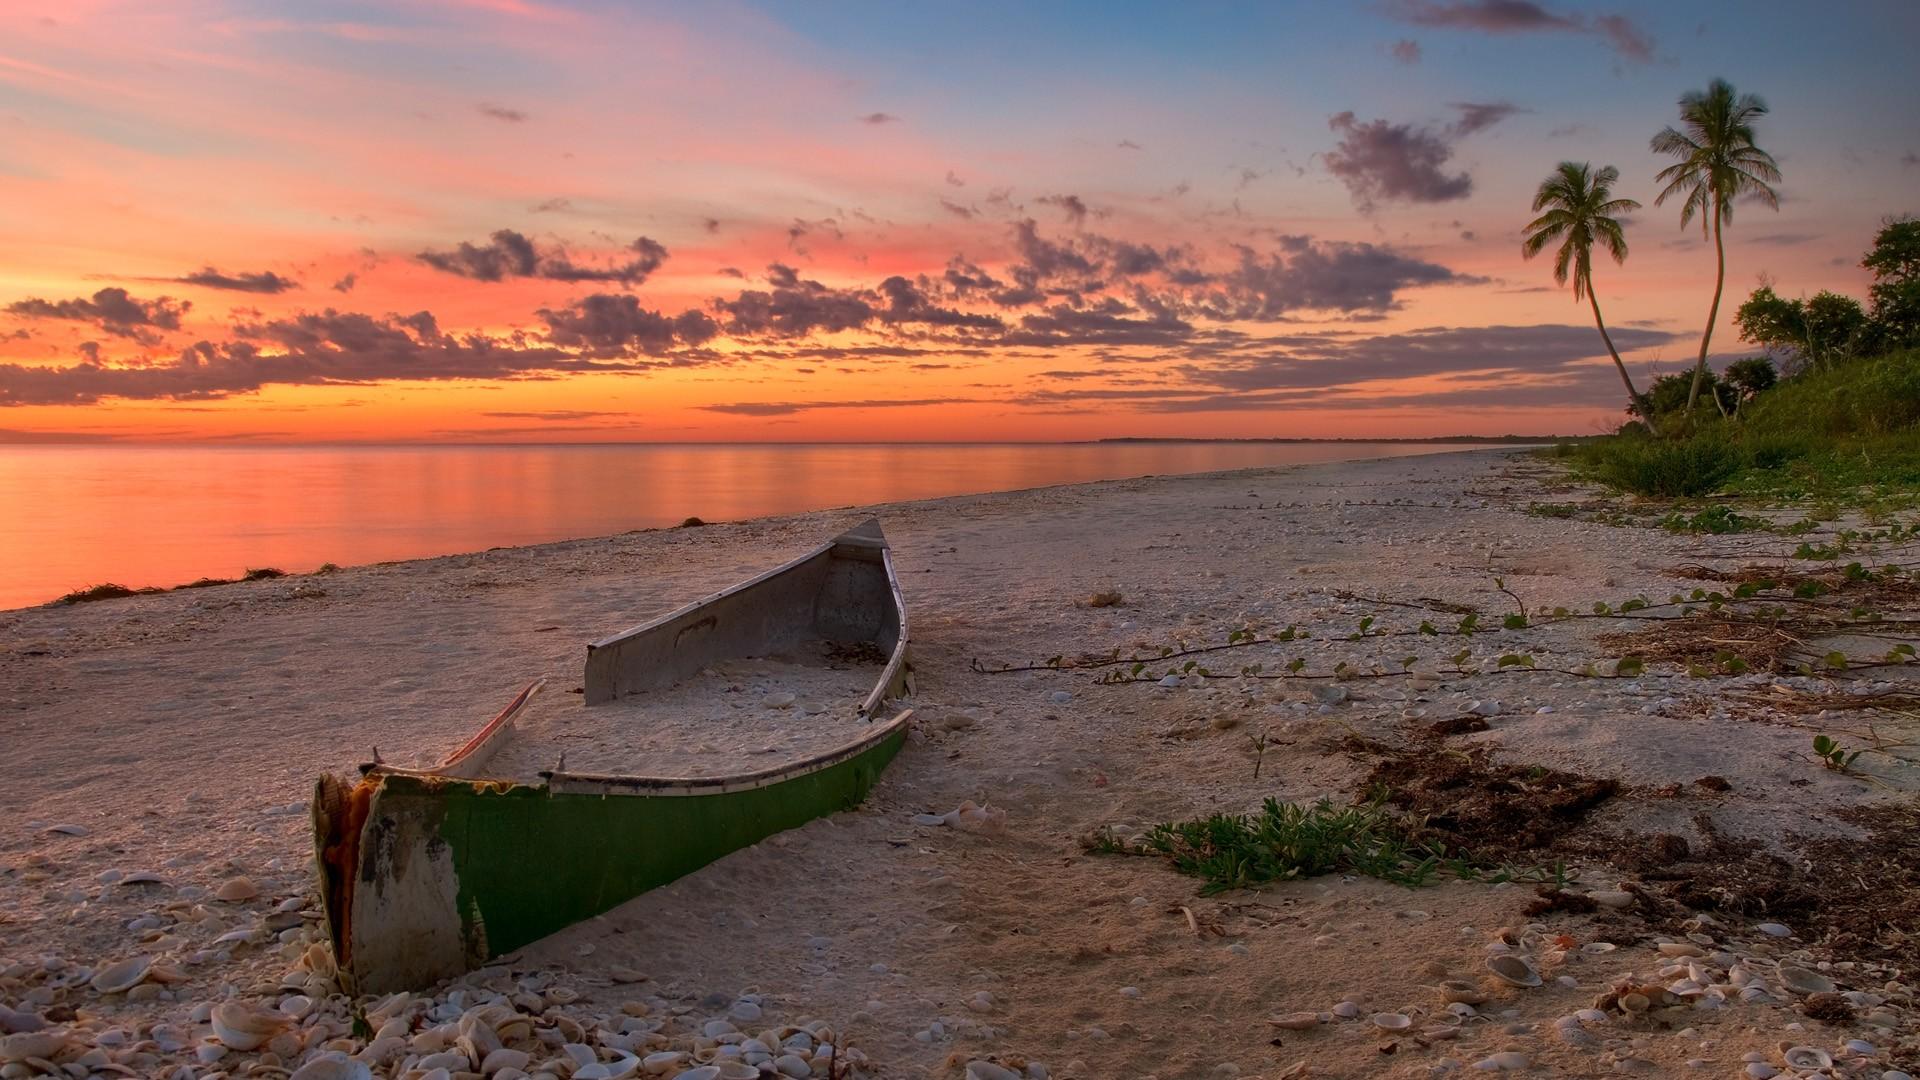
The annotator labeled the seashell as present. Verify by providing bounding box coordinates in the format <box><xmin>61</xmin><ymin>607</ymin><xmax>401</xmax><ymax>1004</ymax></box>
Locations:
<box><xmin>1780</xmin><ymin>1046</ymin><xmax>1832</xmax><ymax>1069</ymax></box>
<box><xmin>1656</xmin><ymin>942</ymin><xmax>1704</xmax><ymax>958</ymax></box>
<box><xmin>1579</xmin><ymin>942</ymin><xmax>1616</xmax><ymax>955</ymax></box>
<box><xmin>288</xmin><ymin>1054</ymin><xmax>372</xmax><ymax>1080</ymax></box>
<box><xmin>89</xmin><ymin>956</ymin><xmax>153</xmax><ymax>994</ymax></box>
<box><xmin>1370</xmin><ymin>1012</ymin><xmax>1412</xmax><ymax>1031</ymax></box>
<box><xmin>1588</xmin><ymin>890</ymin><xmax>1634</xmax><ymax>909</ymax></box>
<box><xmin>1331</xmin><ymin>1000</ymin><xmax>1362</xmax><ymax>1018</ymax></box>
<box><xmin>710</xmin><ymin>1065</ymin><xmax>756</xmax><ymax>1080</ymax></box>
<box><xmin>210</xmin><ymin>1000</ymin><xmax>296</xmax><ymax>1051</ymax></box>
<box><xmin>1265</xmin><ymin>1012</ymin><xmax>1322</xmax><ymax>1030</ymax></box>
<box><xmin>1438</xmin><ymin>980</ymin><xmax>1487</xmax><ymax>1005</ymax></box>
<box><xmin>216</xmin><ymin>877</ymin><xmax>262</xmax><ymax>903</ymax></box>
<box><xmin>1486</xmin><ymin>954</ymin><xmax>1542</xmax><ymax>988</ymax></box>
<box><xmin>1</xmin><ymin>1030</ymin><xmax>70</xmax><ymax>1063</ymax></box>
<box><xmin>1776</xmin><ymin>966</ymin><xmax>1835</xmax><ymax>995</ymax></box>
<box><xmin>641</xmin><ymin>1053</ymin><xmax>686</xmax><ymax>1076</ymax></box>
<box><xmin>670</xmin><ymin>1069</ymin><xmax>720</xmax><ymax>1080</ymax></box>
<box><xmin>1618</xmin><ymin>992</ymin><xmax>1651</xmax><ymax>1013</ymax></box>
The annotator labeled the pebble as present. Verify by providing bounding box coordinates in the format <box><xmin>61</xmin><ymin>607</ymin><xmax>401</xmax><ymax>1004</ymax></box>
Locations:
<box><xmin>1471</xmin><ymin>1052</ymin><xmax>1529</xmax><ymax>1071</ymax></box>
<box><xmin>1048</xmin><ymin>691</ymin><xmax>1073</xmax><ymax>704</ymax></box>
<box><xmin>1755</xmin><ymin>922</ymin><xmax>1792</xmax><ymax>937</ymax></box>
<box><xmin>1157</xmin><ymin>674</ymin><xmax>1182</xmax><ymax>688</ymax></box>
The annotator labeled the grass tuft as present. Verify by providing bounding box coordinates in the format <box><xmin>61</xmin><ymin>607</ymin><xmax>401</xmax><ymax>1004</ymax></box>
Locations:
<box><xmin>57</xmin><ymin>583</ymin><xmax>162</xmax><ymax>604</ymax></box>
<box><xmin>1085</xmin><ymin>589</ymin><xmax>1126</xmax><ymax>608</ymax></box>
<box><xmin>241</xmin><ymin>567</ymin><xmax>286</xmax><ymax>581</ymax></box>
<box><xmin>677</xmin><ymin>516</ymin><xmax>707</xmax><ymax>528</ymax></box>
<box><xmin>1097</xmin><ymin>797</ymin><xmax>1559</xmax><ymax>894</ymax></box>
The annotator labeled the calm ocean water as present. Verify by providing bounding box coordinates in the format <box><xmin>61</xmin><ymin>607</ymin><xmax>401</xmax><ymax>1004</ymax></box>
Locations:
<box><xmin>0</xmin><ymin>442</ymin><xmax>1500</xmax><ymax>610</ymax></box>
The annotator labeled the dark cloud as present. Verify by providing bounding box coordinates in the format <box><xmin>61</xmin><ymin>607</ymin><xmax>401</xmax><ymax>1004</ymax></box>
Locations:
<box><xmin>0</xmin><ymin>310</ymin><xmax>651</xmax><ymax>406</ymax></box>
<box><xmin>858</xmin><ymin>112</ymin><xmax>900</xmax><ymax>125</ymax></box>
<box><xmin>418</xmin><ymin>230</ymin><xmax>668</xmax><ymax>285</ymax></box>
<box><xmin>480</xmin><ymin>410</ymin><xmax>623</xmax><ymax>421</ymax></box>
<box><xmin>1386</xmin><ymin>1</ymin><xmax>1654</xmax><ymax>61</ymax></box>
<box><xmin>1203</xmin><ymin>236</ymin><xmax>1466</xmax><ymax>318</ymax></box>
<box><xmin>1901</xmin><ymin>152</ymin><xmax>1918</xmax><ymax>167</ymax></box>
<box><xmin>331</xmin><ymin>273</ymin><xmax>357</xmax><ymax>293</ymax></box>
<box><xmin>1747</xmin><ymin>233</ymin><xmax>1820</xmax><ymax>247</ymax></box>
<box><xmin>530</xmin><ymin>197</ymin><xmax>573</xmax><ymax>213</ymax></box>
<box><xmin>1450</xmin><ymin>101</ymin><xmax>1525</xmax><ymax>135</ymax></box>
<box><xmin>945</xmin><ymin>169</ymin><xmax>966</xmax><ymax>187</ymax></box>
<box><xmin>875</xmin><ymin>277</ymin><xmax>1004</xmax><ymax>330</ymax></box>
<box><xmin>1117</xmin><ymin>139</ymin><xmax>1144</xmax><ymax>150</ymax></box>
<box><xmin>1391</xmin><ymin>39</ymin><xmax>1422</xmax><ymax>63</ymax></box>
<box><xmin>716</xmin><ymin>265</ymin><xmax>876</xmax><ymax>337</ymax></box>
<box><xmin>176</xmin><ymin>267</ymin><xmax>299</xmax><ymax>293</ymax></box>
<box><xmin>939</xmin><ymin>198</ymin><xmax>976</xmax><ymax>219</ymax></box>
<box><xmin>477</xmin><ymin>103</ymin><xmax>528</xmax><ymax>123</ymax></box>
<box><xmin>1037</xmin><ymin>194</ymin><xmax>1090</xmax><ymax>225</ymax></box>
<box><xmin>6</xmin><ymin>288</ymin><xmax>189</xmax><ymax>343</ymax></box>
<box><xmin>700</xmin><ymin>397</ymin><xmax>971</xmax><ymax>416</ymax></box>
<box><xmin>537</xmin><ymin>294</ymin><xmax>719</xmax><ymax>356</ymax></box>
<box><xmin>1324</xmin><ymin>112</ymin><xmax>1472</xmax><ymax>209</ymax></box>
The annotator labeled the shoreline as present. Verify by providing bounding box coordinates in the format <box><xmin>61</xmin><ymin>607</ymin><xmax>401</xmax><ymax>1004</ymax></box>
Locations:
<box><xmin>4</xmin><ymin>443</ymin><xmax>1517</xmax><ymax>615</ymax></box>
<box><xmin>3</xmin><ymin>448</ymin><xmax>1916</xmax><ymax>1079</ymax></box>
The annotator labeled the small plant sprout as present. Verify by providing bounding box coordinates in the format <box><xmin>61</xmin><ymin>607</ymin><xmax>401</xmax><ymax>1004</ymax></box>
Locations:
<box><xmin>1248</xmin><ymin>732</ymin><xmax>1270</xmax><ymax>779</ymax></box>
<box><xmin>1812</xmin><ymin>734</ymin><xmax>1864</xmax><ymax>772</ymax></box>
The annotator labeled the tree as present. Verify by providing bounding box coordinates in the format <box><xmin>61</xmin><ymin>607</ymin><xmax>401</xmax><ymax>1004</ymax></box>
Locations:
<box><xmin>1722</xmin><ymin>356</ymin><xmax>1777</xmax><ymax>409</ymax></box>
<box><xmin>1863</xmin><ymin>216</ymin><xmax>1920</xmax><ymax>348</ymax></box>
<box><xmin>1521</xmin><ymin>162</ymin><xmax>1647</xmax><ymax>415</ymax></box>
<box><xmin>1651</xmin><ymin>79</ymin><xmax>1781</xmax><ymax>412</ymax></box>
<box><xmin>1735</xmin><ymin>284</ymin><xmax>1867</xmax><ymax>372</ymax></box>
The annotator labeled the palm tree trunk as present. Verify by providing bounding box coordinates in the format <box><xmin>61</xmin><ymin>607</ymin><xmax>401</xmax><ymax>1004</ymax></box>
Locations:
<box><xmin>1685</xmin><ymin>205</ymin><xmax>1727</xmax><ymax>412</ymax></box>
<box><xmin>1587</xmin><ymin>284</ymin><xmax>1647</xmax><ymax>417</ymax></box>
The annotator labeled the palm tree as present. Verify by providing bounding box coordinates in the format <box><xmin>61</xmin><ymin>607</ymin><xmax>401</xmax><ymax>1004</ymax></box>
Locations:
<box><xmin>1523</xmin><ymin>161</ymin><xmax>1647</xmax><ymax>416</ymax></box>
<box><xmin>1651</xmin><ymin>78</ymin><xmax>1781</xmax><ymax>413</ymax></box>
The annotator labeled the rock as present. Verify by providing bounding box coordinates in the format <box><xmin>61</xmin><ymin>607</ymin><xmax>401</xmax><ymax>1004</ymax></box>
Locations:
<box><xmin>215</xmin><ymin>876</ymin><xmax>261</xmax><ymax>902</ymax></box>
<box><xmin>1588</xmin><ymin>890</ymin><xmax>1634</xmax><ymax>910</ymax></box>
<box><xmin>1467</xmin><ymin>700</ymin><xmax>1503</xmax><ymax>717</ymax></box>
<box><xmin>763</xmin><ymin>693</ymin><xmax>796</xmax><ymax>709</ymax></box>
<box><xmin>965</xmin><ymin>1063</ymin><xmax>1021</xmax><ymax>1080</ymax></box>
<box><xmin>1471</xmin><ymin>1052</ymin><xmax>1529</xmax><ymax>1071</ymax></box>
<box><xmin>1755</xmin><ymin>922</ymin><xmax>1792</xmax><ymax>938</ymax></box>
<box><xmin>1157</xmin><ymin>675</ymin><xmax>1182</xmax><ymax>688</ymax></box>
<box><xmin>1048</xmin><ymin>691</ymin><xmax>1073</xmax><ymax>704</ymax></box>
<box><xmin>728</xmin><ymin>1001</ymin><xmax>762</xmax><ymax>1023</ymax></box>
<box><xmin>938</xmin><ymin>712</ymin><xmax>978</xmax><ymax>732</ymax></box>
<box><xmin>1313</xmin><ymin>685</ymin><xmax>1350</xmax><ymax>705</ymax></box>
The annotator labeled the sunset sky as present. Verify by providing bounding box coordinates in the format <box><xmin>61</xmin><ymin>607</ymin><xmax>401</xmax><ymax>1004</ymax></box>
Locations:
<box><xmin>1</xmin><ymin>0</ymin><xmax>1915</xmax><ymax>442</ymax></box>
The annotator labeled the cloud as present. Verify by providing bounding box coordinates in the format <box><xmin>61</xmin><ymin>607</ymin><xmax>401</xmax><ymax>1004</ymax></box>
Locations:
<box><xmin>945</xmin><ymin>169</ymin><xmax>965</xmax><ymax>187</ymax></box>
<box><xmin>1204</xmin><ymin>236</ymin><xmax>1467</xmax><ymax>318</ymax></box>
<box><xmin>700</xmin><ymin>397</ymin><xmax>972</xmax><ymax>416</ymax></box>
<box><xmin>1391</xmin><ymin>38</ymin><xmax>1422</xmax><ymax>63</ymax></box>
<box><xmin>1324</xmin><ymin>112</ymin><xmax>1473</xmax><ymax>209</ymax></box>
<box><xmin>875</xmin><ymin>277</ymin><xmax>1005</xmax><ymax>330</ymax></box>
<box><xmin>477</xmin><ymin>102</ymin><xmax>528</xmax><ymax>123</ymax></box>
<box><xmin>0</xmin><ymin>310</ymin><xmax>654</xmax><ymax>406</ymax></box>
<box><xmin>1747</xmin><ymin>233</ymin><xmax>1820</xmax><ymax>247</ymax></box>
<box><xmin>6</xmin><ymin>287</ymin><xmax>189</xmax><ymax>343</ymax></box>
<box><xmin>176</xmin><ymin>267</ymin><xmax>299</xmax><ymax>293</ymax></box>
<box><xmin>1386</xmin><ymin>1</ymin><xmax>1654</xmax><ymax>61</ymax></box>
<box><xmin>331</xmin><ymin>273</ymin><xmax>358</xmax><ymax>293</ymax></box>
<box><xmin>537</xmin><ymin>294</ymin><xmax>719</xmax><ymax>356</ymax></box>
<box><xmin>938</xmin><ymin>198</ymin><xmax>976</xmax><ymax>219</ymax></box>
<box><xmin>418</xmin><ymin>230</ymin><xmax>668</xmax><ymax>285</ymax></box>
<box><xmin>530</xmin><ymin>197</ymin><xmax>573</xmax><ymax>213</ymax></box>
<box><xmin>1902</xmin><ymin>151</ymin><xmax>1918</xmax><ymax>167</ymax></box>
<box><xmin>1036</xmin><ymin>193</ymin><xmax>1090</xmax><ymax>225</ymax></box>
<box><xmin>858</xmin><ymin>112</ymin><xmax>900</xmax><ymax>125</ymax></box>
<box><xmin>1117</xmin><ymin>139</ymin><xmax>1144</xmax><ymax>150</ymax></box>
<box><xmin>716</xmin><ymin>265</ymin><xmax>876</xmax><ymax>337</ymax></box>
<box><xmin>480</xmin><ymin>410</ymin><xmax>624</xmax><ymax>421</ymax></box>
<box><xmin>1449</xmin><ymin>101</ymin><xmax>1525</xmax><ymax>135</ymax></box>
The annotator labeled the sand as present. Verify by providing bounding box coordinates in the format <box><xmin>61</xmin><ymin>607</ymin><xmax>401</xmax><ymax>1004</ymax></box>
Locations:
<box><xmin>3</xmin><ymin>447</ymin><xmax>1918</xmax><ymax>1079</ymax></box>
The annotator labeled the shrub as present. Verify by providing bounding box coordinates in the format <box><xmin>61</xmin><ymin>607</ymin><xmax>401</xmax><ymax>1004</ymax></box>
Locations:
<box><xmin>1592</xmin><ymin>435</ymin><xmax>1742</xmax><ymax>497</ymax></box>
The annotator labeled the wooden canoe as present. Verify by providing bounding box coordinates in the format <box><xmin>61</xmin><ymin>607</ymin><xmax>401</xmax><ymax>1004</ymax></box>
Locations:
<box><xmin>312</xmin><ymin>519</ymin><xmax>912</xmax><ymax>994</ymax></box>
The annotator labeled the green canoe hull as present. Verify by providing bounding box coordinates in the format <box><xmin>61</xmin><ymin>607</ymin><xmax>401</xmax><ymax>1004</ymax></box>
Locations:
<box><xmin>319</xmin><ymin>719</ymin><xmax>906</xmax><ymax>994</ymax></box>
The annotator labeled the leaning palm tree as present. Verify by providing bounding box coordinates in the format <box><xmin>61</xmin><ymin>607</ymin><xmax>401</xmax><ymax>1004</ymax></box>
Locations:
<box><xmin>1522</xmin><ymin>161</ymin><xmax>1647</xmax><ymax>416</ymax></box>
<box><xmin>1651</xmin><ymin>79</ymin><xmax>1781</xmax><ymax>413</ymax></box>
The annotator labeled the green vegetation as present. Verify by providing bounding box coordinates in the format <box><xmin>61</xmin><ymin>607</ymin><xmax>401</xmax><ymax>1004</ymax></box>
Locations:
<box><xmin>1092</xmin><ymin>798</ymin><xmax>1556</xmax><ymax>893</ymax></box>
<box><xmin>1558</xmin><ymin>216</ymin><xmax>1920</xmax><ymax>500</ymax></box>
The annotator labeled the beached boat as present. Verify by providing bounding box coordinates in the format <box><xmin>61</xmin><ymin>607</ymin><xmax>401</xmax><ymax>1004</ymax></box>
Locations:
<box><xmin>311</xmin><ymin>519</ymin><xmax>912</xmax><ymax>994</ymax></box>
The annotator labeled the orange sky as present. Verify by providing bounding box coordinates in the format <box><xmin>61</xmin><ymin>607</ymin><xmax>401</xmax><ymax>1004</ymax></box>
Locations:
<box><xmin>1</xmin><ymin>1</ymin><xmax>1912</xmax><ymax>442</ymax></box>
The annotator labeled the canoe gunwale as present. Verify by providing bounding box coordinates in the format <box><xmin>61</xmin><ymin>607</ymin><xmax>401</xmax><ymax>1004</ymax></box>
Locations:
<box><xmin>357</xmin><ymin>706</ymin><xmax>914</xmax><ymax>796</ymax></box>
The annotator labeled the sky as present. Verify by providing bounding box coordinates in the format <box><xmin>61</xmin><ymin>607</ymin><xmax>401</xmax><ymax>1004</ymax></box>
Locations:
<box><xmin>1</xmin><ymin>0</ymin><xmax>1915</xmax><ymax>443</ymax></box>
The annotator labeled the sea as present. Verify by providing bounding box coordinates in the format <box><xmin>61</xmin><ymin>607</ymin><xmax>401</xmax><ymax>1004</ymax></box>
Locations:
<box><xmin>0</xmin><ymin>441</ymin><xmax>1507</xmax><ymax>610</ymax></box>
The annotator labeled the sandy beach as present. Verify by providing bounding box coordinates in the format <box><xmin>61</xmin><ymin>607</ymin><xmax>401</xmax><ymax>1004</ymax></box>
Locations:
<box><xmin>4</xmin><ymin>447</ymin><xmax>1917</xmax><ymax>1079</ymax></box>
